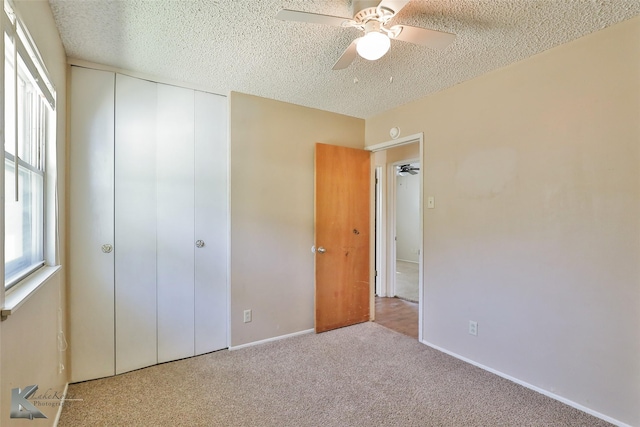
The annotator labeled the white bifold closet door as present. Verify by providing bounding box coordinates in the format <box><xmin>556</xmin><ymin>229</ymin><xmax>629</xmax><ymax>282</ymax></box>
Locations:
<box><xmin>69</xmin><ymin>66</ymin><xmax>116</xmax><ymax>382</ymax></box>
<box><xmin>155</xmin><ymin>85</ymin><xmax>228</xmax><ymax>361</ymax></box>
<box><xmin>156</xmin><ymin>84</ymin><xmax>196</xmax><ymax>363</ymax></box>
<box><xmin>194</xmin><ymin>91</ymin><xmax>228</xmax><ymax>354</ymax></box>
<box><xmin>115</xmin><ymin>74</ymin><xmax>158</xmax><ymax>374</ymax></box>
<box><xmin>69</xmin><ymin>66</ymin><xmax>228</xmax><ymax>382</ymax></box>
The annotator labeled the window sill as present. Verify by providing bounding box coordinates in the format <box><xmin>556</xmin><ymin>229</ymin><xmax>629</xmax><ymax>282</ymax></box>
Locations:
<box><xmin>1</xmin><ymin>265</ymin><xmax>61</xmax><ymax>320</ymax></box>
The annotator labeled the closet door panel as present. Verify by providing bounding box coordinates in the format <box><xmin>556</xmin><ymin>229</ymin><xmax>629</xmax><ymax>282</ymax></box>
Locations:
<box><xmin>194</xmin><ymin>92</ymin><xmax>228</xmax><ymax>354</ymax></box>
<box><xmin>114</xmin><ymin>74</ymin><xmax>158</xmax><ymax>374</ymax></box>
<box><xmin>157</xmin><ymin>84</ymin><xmax>196</xmax><ymax>363</ymax></box>
<box><xmin>69</xmin><ymin>66</ymin><xmax>115</xmax><ymax>382</ymax></box>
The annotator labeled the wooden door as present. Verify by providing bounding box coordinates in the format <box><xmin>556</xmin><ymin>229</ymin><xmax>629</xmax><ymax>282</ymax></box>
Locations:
<box><xmin>315</xmin><ymin>143</ymin><xmax>371</xmax><ymax>333</ymax></box>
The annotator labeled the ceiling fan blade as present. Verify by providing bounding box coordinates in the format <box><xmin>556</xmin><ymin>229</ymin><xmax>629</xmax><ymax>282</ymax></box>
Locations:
<box><xmin>377</xmin><ymin>0</ymin><xmax>411</xmax><ymax>14</ymax></box>
<box><xmin>276</xmin><ymin>9</ymin><xmax>351</xmax><ymax>27</ymax></box>
<box><xmin>391</xmin><ymin>25</ymin><xmax>456</xmax><ymax>49</ymax></box>
<box><xmin>332</xmin><ymin>39</ymin><xmax>359</xmax><ymax>70</ymax></box>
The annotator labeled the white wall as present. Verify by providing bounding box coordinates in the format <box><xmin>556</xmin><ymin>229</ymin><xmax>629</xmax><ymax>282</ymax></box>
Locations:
<box><xmin>0</xmin><ymin>1</ymin><xmax>68</xmax><ymax>425</ymax></box>
<box><xmin>396</xmin><ymin>171</ymin><xmax>420</xmax><ymax>263</ymax></box>
<box><xmin>365</xmin><ymin>16</ymin><xmax>640</xmax><ymax>426</ymax></box>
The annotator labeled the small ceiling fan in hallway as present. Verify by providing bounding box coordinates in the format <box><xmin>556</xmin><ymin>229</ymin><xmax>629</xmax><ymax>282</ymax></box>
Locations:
<box><xmin>276</xmin><ymin>0</ymin><xmax>456</xmax><ymax>70</ymax></box>
<box><xmin>397</xmin><ymin>164</ymin><xmax>420</xmax><ymax>176</ymax></box>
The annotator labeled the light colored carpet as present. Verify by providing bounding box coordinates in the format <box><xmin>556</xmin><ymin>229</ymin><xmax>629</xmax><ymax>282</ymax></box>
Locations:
<box><xmin>59</xmin><ymin>322</ymin><xmax>611</xmax><ymax>427</ymax></box>
<box><xmin>396</xmin><ymin>260</ymin><xmax>419</xmax><ymax>302</ymax></box>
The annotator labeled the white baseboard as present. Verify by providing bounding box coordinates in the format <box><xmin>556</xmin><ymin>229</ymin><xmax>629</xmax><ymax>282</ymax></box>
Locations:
<box><xmin>52</xmin><ymin>382</ymin><xmax>69</xmax><ymax>426</ymax></box>
<box><xmin>396</xmin><ymin>258</ymin><xmax>419</xmax><ymax>264</ymax></box>
<box><xmin>420</xmin><ymin>340</ymin><xmax>631</xmax><ymax>427</ymax></box>
<box><xmin>229</xmin><ymin>328</ymin><xmax>314</xmax><ymax>351</ymax></box>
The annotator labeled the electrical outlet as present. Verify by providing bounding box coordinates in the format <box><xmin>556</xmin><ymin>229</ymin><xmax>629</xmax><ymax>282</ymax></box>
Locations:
<box><xmin>243</xmin><ymin>309</ymin><xmax>252</xmax><ymax>323</ymax></box>
<box><xmin>469</xmin><ymin>320</ymin><xmax>478</xmax><ymax>336</ymax></box>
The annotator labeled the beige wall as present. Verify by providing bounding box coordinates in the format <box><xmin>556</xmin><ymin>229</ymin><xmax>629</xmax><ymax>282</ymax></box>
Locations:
<box><xmin>230</xmin><ymin>92</ymin><xmax>364</xmax><ymax>346</ymax></box>
<box><xmin>384</xmin><ymin>143</ymin><xmax>420</xmax><ymax>164</ymax></box>
<box><xmin>366</xmin><ymin>17</ymin><xmax>640</xmax><ymax>426</ymax></box>
<box><xmin>0</xmin><ymin>0</ymin><xmax>68</xmax><ymax>425</ymax></box>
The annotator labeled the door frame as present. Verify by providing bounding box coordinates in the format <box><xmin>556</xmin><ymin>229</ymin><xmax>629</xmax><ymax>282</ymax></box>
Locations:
<box><xmin>374</xmin><ymin>166</ymin><xmax>384</xmax><ymax>297</ymax></box>
<box><xmin>367</xmin><ymin>133</ymin><xmax>424</xmax><ymax>341</ymax></box>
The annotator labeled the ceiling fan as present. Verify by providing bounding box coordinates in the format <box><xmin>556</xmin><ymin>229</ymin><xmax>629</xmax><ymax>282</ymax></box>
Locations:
<box><xmin>397</xmin><ymin>164</ymin><xmax>420</xmax><ymax>175</ymax></box>
<box><xmin>276</xmin><ymin>0</ymin><xmax>456</xmax><ymax>70</ymax></box>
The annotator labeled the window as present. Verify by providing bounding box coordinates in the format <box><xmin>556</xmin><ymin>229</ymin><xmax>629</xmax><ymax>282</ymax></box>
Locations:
<box><xmin>3</xmin><ymin>2</ymin><xmax>55</xmax><ymax>289</ymax></box>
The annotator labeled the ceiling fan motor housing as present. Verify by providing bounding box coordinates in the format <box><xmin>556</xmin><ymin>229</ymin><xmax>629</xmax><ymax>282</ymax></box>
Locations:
<box><xmin>351</xmin><ymin>1</ymin><xmax>396</xmax><ymax>29</ymax></box>
<box><xmin>351</xmin><ymin>0</ymin><xmax>381</xmax><ymax>17</ymax></box>
<box><xmin>363</xmin><ymin>20</ymin><xmax>382</xmax><ymax>34</ymax></box>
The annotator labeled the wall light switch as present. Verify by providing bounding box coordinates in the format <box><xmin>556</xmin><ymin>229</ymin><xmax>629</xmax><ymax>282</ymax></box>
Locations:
<box><xmin>427</xmin><ymin>197</ymin><xmax>435</xmax><ymax>209</ymax></box>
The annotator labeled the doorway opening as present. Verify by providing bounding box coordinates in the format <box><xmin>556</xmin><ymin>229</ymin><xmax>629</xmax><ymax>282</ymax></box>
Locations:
<box><xmin>368</xmin><ymin>134</ymin><xmax>423</xmax><ymax>341</ymax></box>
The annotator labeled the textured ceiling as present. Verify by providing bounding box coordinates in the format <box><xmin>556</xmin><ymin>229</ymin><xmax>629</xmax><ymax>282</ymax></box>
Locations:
<box><xmin>48</xmin><ymin>0</ymin><xmax>640</xmax><ymax>119</ymax></box>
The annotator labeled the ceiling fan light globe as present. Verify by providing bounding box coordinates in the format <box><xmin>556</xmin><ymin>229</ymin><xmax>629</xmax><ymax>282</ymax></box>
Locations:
<box><xmin>356</xmin><ymin>31</ymin><xmax>390</xmax><ymax>60</ymax></box>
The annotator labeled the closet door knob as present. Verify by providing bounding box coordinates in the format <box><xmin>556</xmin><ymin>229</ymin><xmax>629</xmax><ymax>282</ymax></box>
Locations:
<box><xmin>195</xmin><ymin>240</ymin><xmax>205</xmax><ymax>248</ymax></box>
<box><xmin>101</xmin><ymin>244</ymin><xmax>113</xmax><ymax>253</ymax></box>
